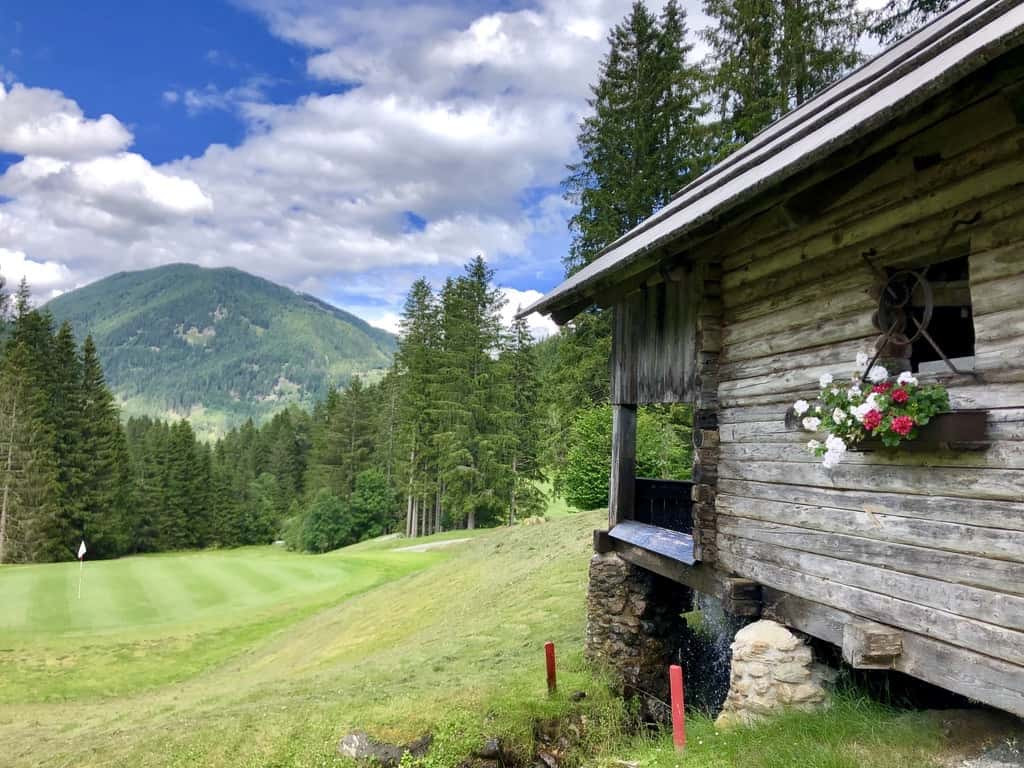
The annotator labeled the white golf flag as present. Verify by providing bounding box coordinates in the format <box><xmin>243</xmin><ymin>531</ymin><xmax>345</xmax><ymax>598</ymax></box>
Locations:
<box><xmin>78</xmin><ymin>540</ymin><xmax>86</xmax><ymax>560</ymax></box>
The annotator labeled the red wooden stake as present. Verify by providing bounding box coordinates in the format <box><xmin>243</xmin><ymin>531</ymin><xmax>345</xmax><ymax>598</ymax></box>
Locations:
<box><xmin>670</xmin><ymin>664</ymin><xmax>686</xmax><ymax>750</ymax></box>
<box><xmin>545</xmin><ymin>641</ymin><xmax>557</xmax><ymax>694</ymax></box>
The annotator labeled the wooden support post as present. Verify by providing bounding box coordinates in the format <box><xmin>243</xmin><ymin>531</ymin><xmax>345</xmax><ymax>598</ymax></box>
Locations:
<box><xmin>609</xmin><ymin>403</ymin><xmax>637</xmax><ymax>528</ymax></box>
<box><xmin>843</xmin><ymin>620</ymin><xmax>904</xmax><ymax>669</ymax></box>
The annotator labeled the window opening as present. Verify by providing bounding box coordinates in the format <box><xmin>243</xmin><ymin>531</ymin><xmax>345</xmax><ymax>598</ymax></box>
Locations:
<box><xmin>867</xmin><ymin>253</ymin><xmax>975</xmax><ymax>377</ymax></box>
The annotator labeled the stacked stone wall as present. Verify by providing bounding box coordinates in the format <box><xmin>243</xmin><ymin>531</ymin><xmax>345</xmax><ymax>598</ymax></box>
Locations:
<box><xmin>585</xmin><ymin>552</ymin><xmax>691</xmax><ymax>720</ymax></box>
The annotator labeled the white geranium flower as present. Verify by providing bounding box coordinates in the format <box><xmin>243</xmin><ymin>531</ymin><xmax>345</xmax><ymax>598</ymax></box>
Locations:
<box><xmin>793</xmin><ymin>399</ymin><xmax>810</xmax><ymax>415</ymax></box>
<box><xmin>867</xmin><ymin>365</ymin><xmax>889</xmax><ymax>384</ymax></box>
<box><xmin>832</xmin><ymin>407</ymin><xmax>847</xmax><ymax>424</ymax></box>
<box><xmin>802</xmin><ymin>416</ymin><xmax>821</xmax><ymax>432</ymax></box>
<box><xmin>825</xmin><ymin>435</ymin><xmax>847</xmax><ymax>453</ymax></box>
<box><xmin>822</xmin><ymin>449</ymin><xmax>845</xmax><ymax>469</ymax></box>
<box><xmin>847</xmin><ymin>386</ymin><xmax>862</xmax><ymax>400</ymax></box>
<box><xmin>819</xmin><ymin>373</ymin><xmax>834</xmax><ymax>388</ymax></box>
<box><xmin>807</xmin><ymin>439</ymin><xmax>822</xmax><ymax>452</ymax></box>
<box><xmin>855</xmin><ymin>352</ymin><xmax>870</xmax><ymax>370</ymax></box>
<box><xmin>897</xmin><ymin>371</ymin><xmax>918</xmax><ymax>386</ymax></box>
<box><xmin>852</xmin><ymin>402</ymin><xmax>875</xmax><ymax>422</ymax></box>
<box><xmin>830</xmin><ymin>387</ymin><xmax>840</xmax><ymax>396</ymax></box>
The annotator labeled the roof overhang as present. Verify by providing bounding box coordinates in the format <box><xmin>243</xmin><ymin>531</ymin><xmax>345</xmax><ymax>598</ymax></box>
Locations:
<box><xmin>522</xmin><ymin>0</ymin><xmax>1024</xmax><ymax>323</ymax></box>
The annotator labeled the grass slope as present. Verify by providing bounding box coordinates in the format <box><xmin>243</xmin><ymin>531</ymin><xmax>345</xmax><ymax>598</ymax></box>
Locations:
<box><xmin>0</xmin><ymin>514</ymin><xmax>974</xmax><ymax>768</ymax></box>
<box><xmin>45</xmin><ymin>264</ymin><xmax>396</xmax><ymax>437</ymax></box>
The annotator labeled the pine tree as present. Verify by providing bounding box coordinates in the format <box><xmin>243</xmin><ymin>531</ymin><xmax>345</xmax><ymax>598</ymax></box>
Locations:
<box><xmin>564</xmin><ymin>0</ymin><xmax>709</xmax><ymax>274</ymax></box>
<box><xmin>703</xmin><ymin>0</ymin><xmax>863</xmax><ymax>151</ymax></box>
<box><xmin>394</xmin><ymin>278</ymin><xmax>441</xmax><ymax>537</ymax></box>
<box><xmin>435</xmin><ymin>257</ymin><xmax>508</xmax><ymax>530</ymax></box>
<box><xmin>501</xmin><ymin>314</ymin><xmax>546</xmax><ymax>524</ymax></box>
<box><xmin>868</xmin><ymin>0</ymin><xmax>954</xmax><ymax>43</ymax></box>
<box><xmin>46</xmin><ymin>322</ymin><xmax>88</xmax><ymax>556</ymax></box>
<box><xmin>78</xmin><ymin>336</ymin><xmax>131</xmax><ymax>557</ymax></box>
<box><xmin>0</xmin><ymin>274</ymin><xmax>9</xmax><ymax>338</ymax></box>
<box><xmin>0</xmin><ymin>347</ymin><xmax>59</xmax><ymax>563</ymax></box>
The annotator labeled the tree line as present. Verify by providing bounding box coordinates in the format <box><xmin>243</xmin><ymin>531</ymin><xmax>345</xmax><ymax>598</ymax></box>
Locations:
<box><xmin>0</xmin><ymin>258</ymin><xmax>549</xmax><ymax>561</ymax></box>
<box><xmin>0</xmin><ymin>0</ymin><xmax>953</xmax><ymax>562</ymax></box>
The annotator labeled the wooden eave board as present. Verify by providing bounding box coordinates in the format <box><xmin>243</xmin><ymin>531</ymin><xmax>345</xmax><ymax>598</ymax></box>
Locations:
<box><xmin>609</xmin><ymin>520</ymin><xmax>697</xmax><ymax>565</ymax></box>
<box><xmin>523</xmin><ymin>0</ymin><xmax>1024</xmax><ymax>319</ymax></box>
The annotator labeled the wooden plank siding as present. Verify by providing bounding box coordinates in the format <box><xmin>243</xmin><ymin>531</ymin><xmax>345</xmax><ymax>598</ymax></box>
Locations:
<box><xmin>612</xmin><ymin>269</ymin><xmax>700</xmax><ymax>406</ymax></box>
<box><xmin>711</xmin><ymin>83</ymin><xmax>1024</xmax><ymax>714</ymax></box>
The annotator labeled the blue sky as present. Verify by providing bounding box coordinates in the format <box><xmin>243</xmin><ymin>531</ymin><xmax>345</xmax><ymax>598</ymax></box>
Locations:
<box><xmin>0</xmin><ymin>0</ymin><xmax>880</xmax><ymax>334</ymax></box>
<box><xmin>0</xmin><ymin>0</ymin><xmax>609</xmax><ymax>333</ymax></box>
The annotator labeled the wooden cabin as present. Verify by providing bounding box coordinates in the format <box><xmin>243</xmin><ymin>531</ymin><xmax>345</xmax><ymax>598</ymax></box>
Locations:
<box><xmin>525</xmin><ymin>0</ymin><xmax>1024</xmax><ymax>717</ymax></box>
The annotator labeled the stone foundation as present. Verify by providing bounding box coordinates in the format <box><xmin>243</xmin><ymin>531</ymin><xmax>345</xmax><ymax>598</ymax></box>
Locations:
<box><xmin>585</xmin><ymin>552</ymin><xmax>691</xmax><ymax>721</ymax></box>
<box><xmin>715</xmin><ymin>620</ymin><xmax>832</xmax><ymax>728</ymax></box>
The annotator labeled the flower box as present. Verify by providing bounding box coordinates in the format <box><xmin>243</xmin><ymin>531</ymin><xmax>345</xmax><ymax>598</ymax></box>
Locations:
<box><xmin>851</xmin><ymin>409</ymin><xmax>989</xmax><ymax>452</ymax></box>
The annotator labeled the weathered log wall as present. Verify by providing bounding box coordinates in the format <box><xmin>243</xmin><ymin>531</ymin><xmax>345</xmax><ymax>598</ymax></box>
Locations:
<box><xmin>712</xmin><ymin>82</ymin><xmax>1024</xmax><ymax>714</ymax></box>
<box><xmin>612</xmin><ymin>270</ymin><xmax>700</xmax><ymax>406</ymax></box>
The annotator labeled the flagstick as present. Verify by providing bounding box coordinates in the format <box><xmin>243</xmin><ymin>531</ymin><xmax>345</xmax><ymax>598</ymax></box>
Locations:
<box><xmin>78</xmin><ymin>557</ymin><xmax>83</xmax><ymax>600</ymax></box>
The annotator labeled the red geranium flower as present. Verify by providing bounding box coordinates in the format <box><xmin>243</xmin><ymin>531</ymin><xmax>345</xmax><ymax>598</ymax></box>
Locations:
<box><xmin>891</xmin><ymin>415</ymin><xmax>915</xmax><ymax>436</ymax></box>
<box><xmin>872</xmin><ymin>382</ymin><xmax>892</xmax><ymax>394</ymax></box>
<box><xmin>891</xmin><ymin>388</ymin><xmax>909</xmax><ymax>404</ymax></box>
<box><xmin>862</xmin><ymin>409</ymin><xmax>883</xmax><ymax>431</ymax></box>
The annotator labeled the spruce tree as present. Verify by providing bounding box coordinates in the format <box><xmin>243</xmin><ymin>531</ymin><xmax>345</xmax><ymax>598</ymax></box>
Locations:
<box><xmin>50</xmin><ymin>321</ymin><xmax>86</xmax><ymax>556</ymax></box>
<box><xmin>78</xmin><ymin>336</ymin><xmax>131</xmax><ymax>558</ymax></box>
<box><xmin>0</xmin><ymin>343</ymin><xmax>59</xmax><ymax>563</ymax></box>
<box><xmin>501</xmin><ymin>314</ymin><xmax>546</xmax><ymax>524</ymax></box>
<box><xmin>394</xmin><ymin>278</ymin><xmax>441</xmax><ymax>536</ymax></box>
<box><xmin>868</xmin><ymin>0</ymin><xmax>954</xmax><ymax>43</ymax></box>
<box><xmin>0</xmin><ymin>274</ymin><xmax>9</xmax><ymax>337</ymax></box>
<box><xmin>435</xmin><ymin>257</ymin><xmax>508</xmax><ymax>530</ymax></box>
<box><xmin>564</xmin><ymin>0</ymin><xmax>708</xmax><ymax>274</ymax></box>
<box><xmin>703</xmin><ymin>0</ymin><xmax>863</xmax><ymax>151</ymax></box>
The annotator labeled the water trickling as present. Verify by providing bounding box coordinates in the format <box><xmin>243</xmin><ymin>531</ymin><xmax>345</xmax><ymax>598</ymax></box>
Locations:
<box><xmin>675</xmin><ymin>594</ymin><xmax>749</xmax><ymax>714</ymax></box>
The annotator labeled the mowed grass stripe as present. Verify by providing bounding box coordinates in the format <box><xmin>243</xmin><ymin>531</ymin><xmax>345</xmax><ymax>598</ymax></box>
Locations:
<box><xmin>71</xmin><ymin>558</ymin><xmax>132</xmax><ymax>632</ymax></box>
<box><xmin>105</xmin><ymin>558</ymin><xmax>162</xmax><ymax>627</ymax></box>
<box><xmin>220</xmin><ymin>558</ymin><xmax>286</xmax><ymax>596</ymax></box>
<box><xmin>0</xmin><ymin>566</ymin><xmax>37</xmax><ymax>632</ymax></box>
<box><xmin>166</xmin><ymin>555</ymin><xmax>233</xmax><ymax>612</ymax></box>
<box><xmin>25</xmin><ymin>561</ymin><xmax>74</xmax><ymax>633</ymax></box>
<box><xmin>140</xmin><ymin>556</ymin><xmax>223</xmax><ymax>624</ymax></box>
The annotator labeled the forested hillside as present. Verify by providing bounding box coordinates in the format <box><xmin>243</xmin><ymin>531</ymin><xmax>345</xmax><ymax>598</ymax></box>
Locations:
<box><xmin>46</xmin><ymin>264</ymin><xmax>395</xmax><ymax>437</ymax></box>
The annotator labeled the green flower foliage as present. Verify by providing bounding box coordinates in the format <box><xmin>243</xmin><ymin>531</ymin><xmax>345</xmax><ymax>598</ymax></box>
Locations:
<box><xmin>798</xmin><ymin>362</ymin><xmax>949</xmax><ymax>467</ymax></box>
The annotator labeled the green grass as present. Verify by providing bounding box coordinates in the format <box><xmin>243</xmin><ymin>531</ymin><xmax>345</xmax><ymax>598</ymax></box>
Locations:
<box><xmin>537</xmin><ymin>479</ymin><xmax>573</xmax><ymax>518</ymax></box>
<box><xmin>0</xmin><ymin>516</ymin><xmax>974</xmax><ymax>768</ymax></box>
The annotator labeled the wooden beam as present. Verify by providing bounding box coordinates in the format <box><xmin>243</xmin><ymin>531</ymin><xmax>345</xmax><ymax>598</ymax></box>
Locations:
<box><xmin>608</xmin><ymin>404</ymin><xmax>637</xmax><ymax>527</ymax></box>
<box><xmin>842</xmin><ymin>620</ymin><xmax>904</xmax><ymax>669</ymax></box>
<box><xmin>612</xmin><ymin>539</ymin><xmax>761</xmax><ymax>617</ymax></box>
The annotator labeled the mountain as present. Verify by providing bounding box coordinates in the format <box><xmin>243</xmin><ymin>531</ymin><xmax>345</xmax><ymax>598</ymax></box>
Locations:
<box><xmin>46</xmin><ymin>264</ymin><xmax>396</xmax><ymax>437</ymax></box>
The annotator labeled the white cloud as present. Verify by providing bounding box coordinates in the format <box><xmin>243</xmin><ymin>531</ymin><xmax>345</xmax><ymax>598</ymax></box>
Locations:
<box><xmin>501</xmin><ymin>287</ymin><xmax>559</xmax><ymax>340</ymax></box>
<box><xmin>0</xmin><ymin>248</ymin><xmax>73</xmax><ymax>293</ymax></box>
<box><xmin>0</xmin><ymin>82</ymin><xmax>132</xmax><ymax>160</ymax></box>
<box><xmin>0</xmin><ymin>0</ymin><xmax>887</xmax><ymax>325</ymax></box>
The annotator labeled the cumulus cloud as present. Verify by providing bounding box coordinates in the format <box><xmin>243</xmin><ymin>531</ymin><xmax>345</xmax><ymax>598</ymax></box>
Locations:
<box><xmin>0</xmin><ymin>82</ymin><xmax>132</xmax><ymax>160</ymax></box>
<box><xmin>500</xmin><ymin>287</ymin><xmax>559</xmax><ymax>340</ymax></box>
<box><xmin>0</xmin><ymin>248</ymin><xmax>73</xmax><ymax>293</ymax></box>
<box><xmin>0</xmin><ymin>0</ymin><xmax>702</xmax><ymax>321</ymax></box>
